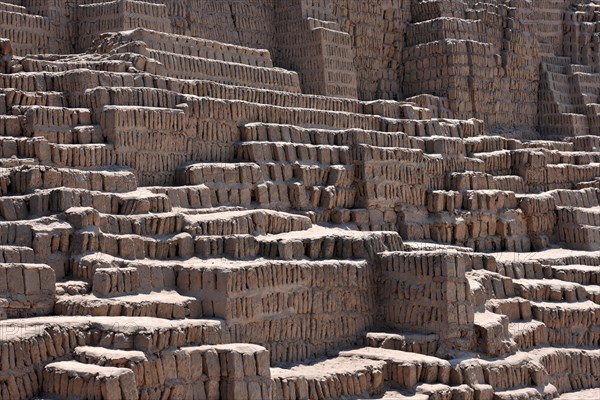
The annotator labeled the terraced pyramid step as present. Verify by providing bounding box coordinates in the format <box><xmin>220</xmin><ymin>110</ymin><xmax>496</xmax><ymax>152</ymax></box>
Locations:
<box><xmin>55</xmin><ymin>290</ymin><xmax>198</xmax><ymax>319</ymax></box>
<box><xmin>587</xmin><ymin>285</ymin><xmax>600</xmax><ymax>303</ymax></box>
<box><xmin>486</xmin><ymin>297</ymin><xmax>532</xmax><ymax>322</ymax></box>
<box><xmin>0</xmin><ymin>245</ymin><xmax>34</xmax><ymax>263</ymax></box>
<box><xmin>42</xmin><ymin>360</ymin><xmax>138</xmax><ymax>400</ymax></box>
<box><xmin>559</xmin><ymin>388</ymin><xmax>600</xmax><ymax>399</ymax></box>
<box><xmin>182</xmin><ymin>95</ymin><xmax>483</xmax><ymax>141</ymax></box>
<box><xmin>558</xmin><ymin>224</ymin><xmax>600</xmax><ymax>251</ymax></box>
<box><xmin>240</xmin><ymin>122</ymin><xmax>426</xmax><ymax>147</ymax></box>
<box><xmin>19</xmin><ymin>105</ymin><xmax>91</xmax><ymax>135</ymax></box>
<box><xmin>545</xmin><ymin>264</ymin><xmax>600</xmax><ymax>285</ymax></box>
<box><xmin>176</xmin><ymin>161</ymin><xmax>262</xmax><ymax>187</ymax></box>
<box><xmin>97</xmin><ymin>211</ymin><xmax>183</xmax><ymax>236</ymax></box>
<box><xmin>492</xmin><ymin>386</ymin><xmax>557</xmax><ymax>400</ymax></box>
<box><xmin>29</xmin><ymin>123</ymin><xmax>104</xmax><ymax>145</ymax></box>
<box><xmin>73</xmin><ymin>222</ymin><xmax>346</xmax><ymax>261</ymax></box>
<box><xmin>530</xmin><ymin>300</ymin><xmax>600</xmax><ymax>346</ymax></box>
<box><xmin>454</xmin><ymin>352</ymin><xmax>550</xmax><ymax>392</ymax></box>
<box><xmin>74</xmin><ymin>254</ymin><xmax>394</xmax><ymax>358</ymax></box>
<box><xmin>365</xmin><ymin>331</ymin><xmax>440</xmax><ymax>356</ymax></box>
<box><xmin>339</xmin><ymin>347</ymin><xmax>452</xmax><ymax>389</ymax></box>
<box><xmin>1</xmin><ymin>88</ymin><xmax>67</xmax><ymax>108</ymax></box>
<box><xmin>73</xmin><ymin>346</ymin><xmax>147</xmax><ymax>369</ymax></box>
<box><xmin>73</xmin><ymin>343</ymin><xmax>271</xmax><ymax>400</ymax></box>
<box><xmin>0</xmin><ymin>315</ymin><xmax>224</xmax><ymax>353</ymax></box>
<box><xmin>512</xmin><ymin>279</ymin><xmax>589</xmax><ymax>302</ymax></box>
<box><xmin>4</xmin><ymin>2</ymin><xmax>600</xmax><ymax>398</ymax></box>
<box><xmin>96</xmin><ymin>28</ymin><xmax>301</xmax><ymax>93</ymax></box>
<box><xmin>270</xmin><ymin>356</ymin><xmax>386</xmax><ymax>400</ymax></box>
<box><xmin>104</xmin><ymin>28</ymin><xmax>273</xmax><ymax>67</ymax></box>
<box><xmin>146</xmin><ymin>184</ymin><xmax>217</xmax><ymax>209</ymax></box>
<box><xmin>5</xmin><ymin>165</ymin><xmax>137</xmax><ymax>194</ymax></box>
<box><xmin>0</xmin><ymin>114</ymin><xmax>20</xmax><ymax>136</ymax></box>
<box><xmin>149</xmin><ymin>49</ymin><xmax>301</xmax><ymax>93</ymax></box>
<box><xmin>179</xmin><ymin>156</ymin><xmax>359</xmax><ymax>214</ymax></box>
<box><xmin>47</xmin><ymin>142</ymin><xmax>117</xmax><ymax>168</ymax></box>
<box><xmin>238</xmin><ymin>141</ymin><xmax>352</xmax><ymax>165</ymax></box>
<box><xmin>0</xmin><ymin>315</ymin><xmax>224</xmax><ymax>399</ymax></box>
<box><xmin>522</xmin><ymin>140</ymin><xmax>574</xmax><ymax>152</ymax></box>
<box><xmin>256</xmin><ymin>226</ymin><xmax>402</xmax><ymax>260</ymax></box>
<box><xmin>508</xmin><ymin>320</ymin><xmax>549</xmax><ymax>351</ymax></box>
<box><xmin>473</xmin><ymin>310</ymin><xmax>516</xmax><ymax>356</ymax></box>
<box><xmin>78</xmin><ymin>79</ymin><xmax>413</xmax><ymax>119</ymax></box>
<box><xmin>183</xmin><ymin>209</ymin><xmax>312</xmax><ymax>236</ymax></box>
<box><xmin>0</xmin><ymin>10</ymin><xmax>54</xmax><ymax>60</ymax></box>
<box><xmin>0</xmin><ymin>187</ymin><xmax>170</xmax><ymax>220</ymax></box>
<box><xmin>407</xmin><ymin>17</ymin><xmax>485</xmax><ymax>47</ymax></box>
<box><xmin>19</xmin><ymin>53</ymin><xmax>162</xmax><ymax>75</ymax></box>
<box><xmin>442</xmin><ymin>172</ymin><xmax>523</xmax><ymax>193</ymax></box>
<box><xmin>0</xmin><ymin>262</ymin><xmax>55</xmax><ymax>318</ymax></box>
<box><xmin>0</xmin><ymin>2</ymin><xmax>27</xmax><ymax>14</ymax></box>
<box><xmin>0</xmin><ymin>136</ymin><xmax>40</xmax><ymax>160</ymax></box>
<box><xmin>93</xmin><ymin>209</ymin><xmax>312</xmax><ymax>237</ymax></box>
<box><xmin>557</xmin><ymin>205</ymin><xmax>600</xmax><ymax>226</ymax></box>
<box><xmin>531</xmin><ymin>348</ymin><xmax>600</xmax><ymax>394</ymax></box>
<box><xmin>495</xmin><ymin>260</ymin><xmax>547</xmax><ymax>280</ymax></box>
<box><xmin>56</xmin><ymin>280</ymin><xmax>90</xmax><ymax>296</ymax></box>
<box><xmin>468</xmin><ymin>270</ymin><xmax>515</xmax><ymax>305</ymax></box>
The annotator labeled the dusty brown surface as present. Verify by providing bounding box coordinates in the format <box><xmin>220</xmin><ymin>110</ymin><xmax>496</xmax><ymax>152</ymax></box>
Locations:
<box><xmin>0</xmin><ymin>0</ymin><xmax>599</xmax><ymax>399</ymax></box>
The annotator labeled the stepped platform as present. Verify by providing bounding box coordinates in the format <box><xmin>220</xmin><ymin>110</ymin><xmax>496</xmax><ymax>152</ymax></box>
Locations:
<box><xmin>42</xmin><ymin>361</ymin><xmax>138</xmax><ymax>400</ymax></box>
<box><xmin>0</xmin><ymin>1</ymin><xmax>599</xmax><ymax>399</ymax></box>
<box><xmin>55</xmin><ymin>290</ymin><xmax>198</xmax><ymax>319</ymax></box>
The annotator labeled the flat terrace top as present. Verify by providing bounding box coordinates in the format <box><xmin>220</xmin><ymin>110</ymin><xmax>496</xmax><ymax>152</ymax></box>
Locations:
<box><xmin>558</xmin><ymin>388</ymin><xmax>600</xmax><ymax>399</ymax></box>
<box><xmin>0</xmin><ymin>316</ymin><xmax>222</xmax><ymax>341</ymax></box>
<box><xmin>491</xmin><ymin>247</ymin><xmax>600</xmax><ymax>262</ymax></box>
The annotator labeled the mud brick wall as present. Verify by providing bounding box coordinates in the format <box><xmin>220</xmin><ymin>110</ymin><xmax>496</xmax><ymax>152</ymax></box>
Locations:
<box><xmin>164</xmin><ymin>0</ymin><xmax>241</xmax><ymax>44</ymax></box>
<box><xmin>178</xmin><ymin>260</ymin><xmax>377</xmax><ymax>363</ymax></box>
<box><xmin>274</xmin><ymin>2</ymin><xmax>358</xmax><ymax>99</ymax></box>
<box><xmin>72</xmin><ymin>343</ymin><xmax>271</xmax><ymax>400</ymax></box>
<box><xmin>19</xmin><ymin>0</ymin><xmax>75</xmax><ymax>54</ymax></box>
<box><xmin>404</xmin><ymin>38</ymin><xmax>537</xmax><ymax>130</ymax></box>
<box><xmin>413</xmin><ymin>0</ymin><xmax>467</xmax><ymax>21</ymax></box>
<box><xmin>355</xmin><ymin>145</ymin><xmax>428</xmax><ymax>233</ymax></box>
<box><xmin>132</xmin><ymin>344</ymin><xmax>271</xmax><ymax>399</ymax></box>
<box><xmin>76</xmin><ymin>1</ymin><xmax>132</xmax><ymax>52</ymax></box>
<box><xmin>377</xmin><ymin>251</ymin><xmax>475</xmax><ymax>355</ymax></box>
<box><xmin>76</xmin><ymin>0</ymin><xmax>172</xmax><ymax>52</ymax></box>
<box><xmin>145</xmin><ymin>48</ymin><xmax>300</xmax><ymax>92</ymax></box>
<box><xmin>0</xmin><ymin>317</ymin><xmax>224</xmax><ymax>400</ymax></box>
<box><xmin>526</xmin><ymin>0</ymin><xmax>573</xmax><ymax>56</ymax></box>
<box><xmin>563</xmin><ymin>4</ymin><xmax>600</xmax><ymax>69</ymax></box>
<box><xmin>480</xmin><ymin>3</ymin><xmax>539</xmax><ymax>129</ymax></box>
<box><xmin>186</xmin><ymin>344</ymin><xmax>271</xmax><ymax>400</ymax></box>
<box><xmin>0</xmin><ymin>0</ymin><xmax>592</xmax><ymax>122</ymax></box>
<box><xmin>329</xmin><ymin>0</ymin><xmax>410</xmax><ymax>101</ymax></box>
<box><xmin>6</xmin><ymin>166</ymin><xmax>137</xmax><ymax>194</ymax></box>
<box><xmin>100</xmin><ymin>105</ymin><xmax>191</xmax><ymax>186</ymax></box>
<box><xmin>403</xmin><ymin>1</ymin><xmax>539</xmax><ymax>130</ymax></box>
<box><xmin>310</xmin><ymin>26</ymin><xmax>358</xmax><ymax>99</ymax></box>
<box><xmin>563</xmin><ymin>3</ymin><xmax>600</xmax><ymax>69</ymax></box>
<box><xmin>0</xmin><ymin>11</ymin><xmax>53</xmax><ymax>57</ymax></box>
<box><xmin>164</xmin><ymin>0</ymin><xmax>277</xmax><ymax>52</ymax></box>
<box><xmin>536</xmin><ymin>349</ymin><xmax>600</xmax><ymax>394</ymax></box>
<box><xmin>0</xmin><ymin>263</ymin><xmax>55</xmax><ymax>318</ymax></box>
<box><xmin>424</xmin><ymin>189</ymin><xmax>530</xmax><ymax>252</ymax></box>
<box><xmin>122</xmin><ymin>28</ymin><xmax>273</xmax><ymax>68</ymax></box>
<box><xmin>131</xmin><ymin>0</ymin><xmax>406</xmax><ymax>101</ymax></box>
<box><xmin>517</xmin><ymin>192</ymin><xmax>556</xmax><ymax>250</ymax></box>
